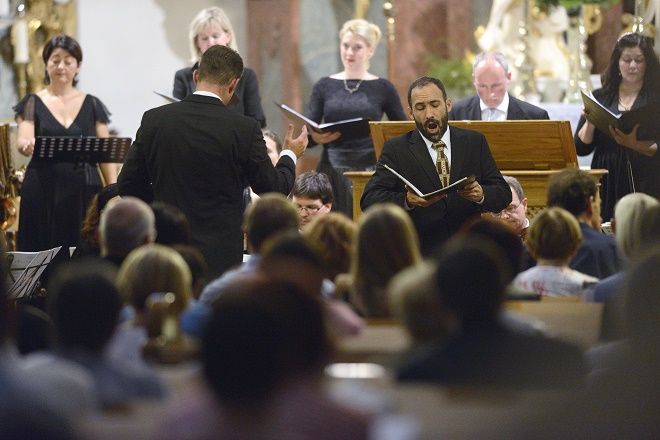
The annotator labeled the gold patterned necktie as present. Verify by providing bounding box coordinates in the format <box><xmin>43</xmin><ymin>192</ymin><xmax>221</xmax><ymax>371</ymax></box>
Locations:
<box><xmin>434</xmin><ymin>141</ymin><xmax>450</xmax><ymax>187</ymax></box>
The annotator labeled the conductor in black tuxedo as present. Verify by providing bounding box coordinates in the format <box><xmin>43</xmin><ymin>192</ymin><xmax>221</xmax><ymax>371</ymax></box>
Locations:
<box><xmin>361</xmin><ymin>76</ymin><xmax>511</xmax><ymax>255</ymax></box>
<box><xmin>448</xmin><ymin>52</ymin><xmax>549</xmax><ymax>121</ymax></box>
<box><xmin>118</xmin><ymin>45</ymin><xmax>308</xmax><ymax>280</ymax></box>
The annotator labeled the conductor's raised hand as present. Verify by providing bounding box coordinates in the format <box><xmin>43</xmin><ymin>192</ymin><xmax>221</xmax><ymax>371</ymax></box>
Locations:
<box><xmin>405</xmin><ymin>185</ymin><xmax>445</xmax><ymax>208</ymax></box>
<box><xmin>310</xmin><ymin>128</ymin><xmax>341</xmax><ymax>145</ymax></box>
<box><xmin>282</xmin><ymin>124</ymin><xmax>309</xmax><ymax>158</ymax></box>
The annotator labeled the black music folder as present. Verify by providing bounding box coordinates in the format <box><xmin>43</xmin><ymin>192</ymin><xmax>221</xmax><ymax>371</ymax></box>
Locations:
<box><xmin>275</xmin><ymin>102</ymin><xmax>371</xmax><ymax>142</ymax></box>
<box><xmin>581</xmin><ymin>91</ymin><xmax>660</xmax><ymax>140</ymax></box>
<box><xmin>34</xmin><ymin>136</ymin><xmax>132</xmax><ymax>163</ymax></box>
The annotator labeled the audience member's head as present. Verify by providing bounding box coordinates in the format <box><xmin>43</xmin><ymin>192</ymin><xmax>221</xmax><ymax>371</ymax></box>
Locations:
<box><xmin>303</xmin><ymin>212</ymin><xmax>357</xmax><ymax>281</ymax></box>
<box><xmin>526</xmin><ymin>207</ymin><xmax>583</xmax><ymax>263</ymax></box>
<box><xmin>351</xmin><ymin>203</ymin><xmax>422</xmax><ymax>317</ymax></box>
<box><xmin>46</xmin><ymin>259</ymin><xmax>120</xmax><ymax>354</ymax></box>
<box><xmin>291</xmin><ymin>171</ymin><xmax>333</xmax><ymax>228</ymax></box>
<box><xmin>263</xmin><ymin>129</ymin><xmax>282</xmax><ymax>167</ymax></box>
<box><xmin>243</xmin><ymin>193</ymin><xmax>300</xmax><ymax>253</ymax></box>
<box><xmin>460</xmin><ymin>217</ymin><xmax>525</xmax><ymax>280</ymax></box>
<box><xmin>388</xmin><ymin>261</ymin><xmax>450</xmax><ymax>345</ymax></box>
<box><xmin>99</xmin><ymin>196</ymin><xmax>156</xmax><ymax>261</ymax></box>
<box><xmin>79</xmin><ymin>183</ymin><xmax>119</xmax><ymax>252</ymax></box>
<box><xmin>259</xmin><ymin>232</ymin><xmax>326</xmax><ymax>297</ymax></box>
<box><xmin>202</xmin><ymin>276</ymin><xmax>330</xmax><ymax>406</ymax></box>
<box><xmin>471</xmin><ymin>51</ymin><xmax>511</xmax><ymax>109</ymax></box>
<box><xmin>612</xmin><ymin>193</ymin><xmax>660</xmax><ymax>260</ymax></box>
<box><xmin>435</xmin><ymin>236</ymin><xmax>511</xmax><ymax>323</ymax></box>
<box><xmin>491</xmin><ymin>175</ymin><xmax>529</xmax><ymax>237</ymax></box>
<box><xmin>547</xmin><ymin>168</ymin><xmax>602</xmax><ymax>230</ymax></box>
<box><xmin>151</xmin><ymin>201</ymin><xmax>192</xmax><ymax>246</ymax></box>
<box><xmin>171</xmin><ymin>244</ymin><xmax>208</xmax><ymax>300</ymax></box>
<box><xmin>117</xmin><ymin>244</ymin><xmax>192</xmax><ymax>316</ymax></box>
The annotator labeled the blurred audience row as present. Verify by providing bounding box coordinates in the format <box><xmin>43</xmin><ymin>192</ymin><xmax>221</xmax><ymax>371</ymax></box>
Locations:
<box><xmin>1</xmin><ymin>167</ymin><xmax>658</xmax><ymax>439</ymax></box>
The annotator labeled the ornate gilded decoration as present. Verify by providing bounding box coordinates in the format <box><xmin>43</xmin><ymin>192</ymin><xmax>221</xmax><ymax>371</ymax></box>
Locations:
<box><xmin>15</xmin><ymin>0</ymin><xmax>77</xmax><ymax>96</ymax></box>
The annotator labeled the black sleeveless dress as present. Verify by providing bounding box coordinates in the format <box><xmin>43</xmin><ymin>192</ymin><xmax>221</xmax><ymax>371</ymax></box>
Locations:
<box><xmin>13</xmin><ymin>94</ymin><xmax>111</xmax><ymax>254</ymax></box>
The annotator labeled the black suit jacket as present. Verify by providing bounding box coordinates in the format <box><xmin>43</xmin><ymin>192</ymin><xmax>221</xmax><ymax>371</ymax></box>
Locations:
<box><xmin>448</xmin><ymin>94</ymin><xmax>550</xmax><ymax>120</ymax></box>
<box><xmin>173</xmin><ymin>65</ymin><xmax>266</xmax><ymax>128</ymax></box>
<box><xmin>361</xmin><ymin>127</ymin><xmax>511</xmax><ymax>255</ymax></box>
<box><xmin>118</xmin><ymin>94</ymin><xmax>295</xmax><ymax>279</ymax></box>
<box><xmin>397</xmin><ymin>321</ymin><xmax>587</xmax><ymax>388</ymax></box>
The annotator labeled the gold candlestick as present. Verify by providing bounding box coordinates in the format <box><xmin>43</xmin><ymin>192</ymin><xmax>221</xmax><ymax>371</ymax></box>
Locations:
<box><xmin>383</xmin><ymin>2</ymin><xmax>396</xmax><ymax>82</ymax></box>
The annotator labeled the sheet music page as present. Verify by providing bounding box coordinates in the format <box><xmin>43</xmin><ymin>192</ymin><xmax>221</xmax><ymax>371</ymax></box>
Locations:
<box><xmin>6</xmin><ymin>247</ymin><xmax>62</xmax><ymax>300</ymax></box>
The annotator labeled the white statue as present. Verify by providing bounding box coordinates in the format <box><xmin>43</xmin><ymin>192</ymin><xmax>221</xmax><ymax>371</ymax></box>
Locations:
<box><xmin>477</xmin><ymin>0</ymin><xmax>569</xmax><ymax>80</ymax></box>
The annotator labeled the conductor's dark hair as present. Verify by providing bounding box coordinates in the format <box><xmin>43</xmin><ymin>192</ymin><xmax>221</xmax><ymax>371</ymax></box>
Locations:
<box><xmin>42</xmin><ymin>34</ymin><xmax>83</xmax><ymax>86</ymax></box>
<box><xmin>47</xmin><ymin>259</ymin><xmax>120</xmax><ymax>353</ymax></box>
<box><xmin>197</xmin><ymin>44</ymin><xmax>243</xmax><ymax>87</ymax></box>
<box><xmin>546</xmin><ymin>168</ymin><xmax>598</xmax><ymax>217</ymax></box>
<box><xmin>408</xmin><ymin>76</ymin><xmax>448</xmax><ymax>105</ymax></box>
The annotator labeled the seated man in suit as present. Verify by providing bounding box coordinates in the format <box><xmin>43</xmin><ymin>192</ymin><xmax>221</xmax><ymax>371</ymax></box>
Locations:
<box><xmin>448</xmin><ymin>52</ymin><xmax>549</xmax><ymax>121</ymax></box>
<box><xmin>546</xmin><ymin>168</ymin><xmax>625</xmax><ymax>279</ymax></box>
<box><xmin>361</xmin><ymin>76</ymin><xmax>511</xmax><ymax>255</ymax></box>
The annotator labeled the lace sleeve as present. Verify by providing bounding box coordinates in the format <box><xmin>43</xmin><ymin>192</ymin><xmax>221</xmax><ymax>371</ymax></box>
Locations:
<box><xmin>89</xmin><ymin>95</ymin><xmax>112</xmax><ymax>124</ymax></box>
<box><xmin>12</xmin><ymin>94</ymin><xmax>36</xmax><ymax>122</ymax></box>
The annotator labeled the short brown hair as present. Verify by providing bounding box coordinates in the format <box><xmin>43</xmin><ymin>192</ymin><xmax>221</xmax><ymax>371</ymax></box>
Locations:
<box><xmin>197</xmin><ymin>44</ymin><xmax>243</xmax><ymax>87</ymax></box>
<box><xmin>547</xmin><ymin>168</ymin><xmax>598</xmax><ymax>216</ymax></box>
<box><xmin>526</xmin><ymin>207</ymin><xmax>583</xmax><ymax>260</ymax></box>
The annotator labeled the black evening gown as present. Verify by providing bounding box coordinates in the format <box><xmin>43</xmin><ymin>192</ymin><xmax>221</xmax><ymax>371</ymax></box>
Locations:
<box><xmin>574</xmin><ymin>88</ymin><xmax>660</xmax><ymax>221</ymax></box>
<box><xmin>13</xmin><ymin>94</ymin><xmax>110</xmax><ymax>257</ymax></box>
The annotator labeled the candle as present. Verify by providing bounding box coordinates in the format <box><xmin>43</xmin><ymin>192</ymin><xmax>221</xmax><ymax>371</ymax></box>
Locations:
<box><xmin>12</xmin><ymin>19</ymin><xmax>29</xmax><ymax>64</ymax></box>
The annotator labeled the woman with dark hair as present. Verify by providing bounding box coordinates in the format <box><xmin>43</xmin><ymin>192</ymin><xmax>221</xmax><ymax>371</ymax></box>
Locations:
<box><xmin>13</xmin><ymin>34</ymin><xmax>117</xmax><ymax>259</ymax></box>
<box><xmin>575</xmin><ymin>33</ymin><xmax>660</xmax><ymax>221</ymax></box>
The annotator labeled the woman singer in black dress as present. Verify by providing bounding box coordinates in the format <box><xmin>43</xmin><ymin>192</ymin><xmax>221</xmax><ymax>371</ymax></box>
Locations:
<box><xmin>574</xmin><ymin>33</ymin><xmax>660</xmax><ymax>222</ymax></box>
<box><xmin>14</xmin><ymin>35</ymin><xmax>116</xmax><ymax>260</ymax></box>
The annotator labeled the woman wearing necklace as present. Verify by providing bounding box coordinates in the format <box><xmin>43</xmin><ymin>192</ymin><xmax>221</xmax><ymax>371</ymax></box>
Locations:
<box><xmin>13</xmin><ymin>35</ymin><xmax>116</xmax><ymax>266</ymax></box>
<box><xmin>308</xmin><ymin>19</ymin><xmax>406</xmax><ymax>219</ymax></box>
<box><xmin>575</xmin><ymin>33</ymin><xmax>660</xmax><ymax>222</ymax></box>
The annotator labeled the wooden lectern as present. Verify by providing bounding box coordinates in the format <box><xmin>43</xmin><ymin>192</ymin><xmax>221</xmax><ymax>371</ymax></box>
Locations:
<box><xmin>345</xmin><ymin>120</ymin><xmax>607</xmax><ymax>220</ymax></box>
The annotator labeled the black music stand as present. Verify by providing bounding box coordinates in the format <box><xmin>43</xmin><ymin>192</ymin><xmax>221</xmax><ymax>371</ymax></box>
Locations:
<box><xmin>33</xmin><ymin>136</ymin><xmax>132</xmax><ymax>163</ymax></box>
